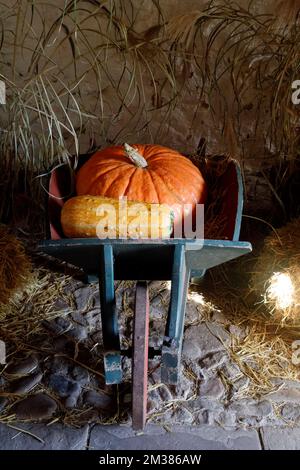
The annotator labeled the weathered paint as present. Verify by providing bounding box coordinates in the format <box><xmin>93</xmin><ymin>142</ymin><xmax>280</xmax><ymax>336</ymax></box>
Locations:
<box><xmin>132</xmin><ymin>282</ymin><xmax>149</xmax><ymax>430</ymax></box>
<box><xmin>99</xmin><ymin>244</ymin><xmax>122</xmax><ymax>384</ymax></box>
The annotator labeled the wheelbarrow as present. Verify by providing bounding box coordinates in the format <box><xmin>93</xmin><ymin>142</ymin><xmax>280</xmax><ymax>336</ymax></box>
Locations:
<box><xmin>38</xmin><ymin>156</ymin><xmax>252</xmax><ymax>430</ymax></box>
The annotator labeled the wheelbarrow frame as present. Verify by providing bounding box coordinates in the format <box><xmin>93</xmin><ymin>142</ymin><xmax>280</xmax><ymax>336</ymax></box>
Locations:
<box><xmin>37</xmin><ymin>157</ymin><xmax>252</xmax><ymax>430</ymax></box>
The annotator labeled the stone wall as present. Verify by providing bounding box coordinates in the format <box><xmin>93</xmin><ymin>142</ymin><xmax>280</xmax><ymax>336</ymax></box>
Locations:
<box><xmin>1</xmin><ymin>0</ymin><xmax>298</xmax><ymax>218</ymax></box>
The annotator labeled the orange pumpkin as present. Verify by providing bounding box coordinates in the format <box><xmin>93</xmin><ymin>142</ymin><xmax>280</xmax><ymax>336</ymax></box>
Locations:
<box><xmin>76</xmin><ymin>144</ymin><xmax>206</xmax><ymax>228</ymax></box>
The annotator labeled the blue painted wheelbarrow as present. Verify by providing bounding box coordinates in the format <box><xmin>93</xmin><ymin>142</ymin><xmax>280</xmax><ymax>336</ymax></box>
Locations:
<box><xmin>38</xmin><ymin>156</ymin><xmax>252</xmax><ymax>430</ymax></box>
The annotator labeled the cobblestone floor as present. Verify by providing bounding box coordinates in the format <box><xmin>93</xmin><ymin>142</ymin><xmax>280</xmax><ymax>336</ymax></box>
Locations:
<box><xmin>1</xmin><ymin>278</ymin><xmax>300</xmax><ymax>450</ymax></box>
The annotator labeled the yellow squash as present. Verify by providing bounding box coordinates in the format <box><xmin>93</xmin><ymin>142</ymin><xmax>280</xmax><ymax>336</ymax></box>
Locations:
<box><xmin>61</xmin><ymin>195</ymin><xmax>174</xmax><ymax>239</ymax></box>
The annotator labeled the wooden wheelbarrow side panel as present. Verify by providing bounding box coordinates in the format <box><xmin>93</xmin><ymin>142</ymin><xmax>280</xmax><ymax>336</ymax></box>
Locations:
<box><xmin>188</xmin><ymin>240</ymin><xmax>251</xmax><ymax>275</ymax></box>
<box><xmin>48</xmin><ymin>164</ymin><xmax>74</xmax><ymax>240</ymax></box>
<box><xmin>232</xmin><ymin>161</ymin><xmax>244</xmax><ymax>242</ymax></box>
<box><xmin>37</xmin><ymin>238</ymin><xmax>252</xmax><ymax>281</ymax></box>
<box><xmin>214</xmin><ymin>159</ymin><xmax>244</xmax><ymax>242</ymax></box>
<box><xmin>190</xmin><ymin>159</ymin><xmax>244</xmax><ymax>282</ymax></box>
<box><xmin>47</xmin><ymin>155</ymin><xmax>90</xmax><ymax>240</ymax></box>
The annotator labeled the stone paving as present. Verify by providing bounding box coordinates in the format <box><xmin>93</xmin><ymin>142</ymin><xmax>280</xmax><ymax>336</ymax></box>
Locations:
<box><xmin>0</xmin><ymin>422</ymin><xmax>300</xmax><ymax>450</ymax></box>
<box><xmin>1</xmin><ymin>279</ymin><xmax>300</xmax><ymax>449</ymax></box>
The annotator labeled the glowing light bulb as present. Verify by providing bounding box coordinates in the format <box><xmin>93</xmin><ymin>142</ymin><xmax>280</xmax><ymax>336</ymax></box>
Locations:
<box><xmin>266</xmin><ymin>272</ymin><xmax>295</xmax><ymax>310</ymax></box>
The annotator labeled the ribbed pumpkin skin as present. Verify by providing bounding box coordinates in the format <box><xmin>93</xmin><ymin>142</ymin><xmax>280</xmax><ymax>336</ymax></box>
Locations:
<box><xmin>61</xmin><ymin>195</ymin><xmax>174</xmax><ymax>239</ymax></box>
<box><xmin>76</xmin><ymin>145</ymin><xmax>207</xmax><ymax>217</ymax></box>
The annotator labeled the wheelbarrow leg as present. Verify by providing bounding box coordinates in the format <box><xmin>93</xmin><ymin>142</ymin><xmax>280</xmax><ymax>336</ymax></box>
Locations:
<box><xmin>161</xmin><ymin>244</ymin><xmax>190</xmax><ymax>385</ymax></box>
<box><xmin>99</xmin><ymin>244</ymin><xmax>122</xmax><ymax>384</ymax></box>
<box><xmin>132</xmin><ymin>281</ymin><xmax>149</xmax><ymax>431</ymax></box>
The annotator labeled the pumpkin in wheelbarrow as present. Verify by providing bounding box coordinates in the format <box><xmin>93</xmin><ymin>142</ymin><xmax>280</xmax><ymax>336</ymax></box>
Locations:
<box><xmin>76</xmin><ymin>143</ymin><xmax>207</xmax><ymax>233</ymax></box>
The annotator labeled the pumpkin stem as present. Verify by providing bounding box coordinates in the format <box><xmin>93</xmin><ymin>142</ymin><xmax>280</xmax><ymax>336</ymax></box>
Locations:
<box><xmin>124</xmin><ymin>143</ymin><xmax>148</xmax><ymax>168</ymax></box>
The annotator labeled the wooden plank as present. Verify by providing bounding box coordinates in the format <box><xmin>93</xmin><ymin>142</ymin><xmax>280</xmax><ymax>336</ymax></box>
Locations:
<box><xmin>99</xmin><ymin>244</ymin><xmax>122</xmax><ymax>384</ymax></box>
<box><xmin>38</xmin><ymin>238</ymin><xmax>252</xmax><ymax>255</ymax></box>
<box><xmin>187</xmin><ymin>241</ymin><xmax>252</xmax><ymax>273</ymax></box>
<box><xmin>190</xmin><ymin>160</ymin><xmax>243</xmax><ymax>284</ymax></box>
<box><xmin>232</xmin><ymin>161</ymin><xmax>244</xmax><ymax>241</ymax></box>
<box><xmin>38</xmin><ymin>236</ymin><xmax>252</xmax><ymax>249</ymax></box>
<box><xmin>103</xmin><ymin>352</ymin><xmax>122</xmax><ymax>385</ymax></box>
<box><xmin>161</xmin><ymin>245</ymin><xmax>190</xmax><ymax>384</ymax></box>
<box><xmin>37</xmin><ymin>239</ymin><xmax>252</xmax><ymax>280</ymax></box>
<box><xmin>132</xmin><ymin>281</ymin><xmax>149</xmax><ymax>431</ymax></box>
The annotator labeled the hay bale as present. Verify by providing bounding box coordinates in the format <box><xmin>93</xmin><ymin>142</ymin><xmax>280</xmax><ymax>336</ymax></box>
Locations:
<box><xmin>0</xmin><ymin>225</ymin><xmax>32</xmax><ymax>307</ymax></box>
<box><xmin>251</xmin><ymin>218</ymin><xmax>300</xmax><ymax>322</ymax></box>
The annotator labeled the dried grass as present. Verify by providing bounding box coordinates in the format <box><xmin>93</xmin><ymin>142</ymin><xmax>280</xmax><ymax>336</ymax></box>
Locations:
<box><xmin>0</xmin><ymin>256</ymin><xmax>77</xmax><ymax>423</ymax></box>
<box><xmin>195</xmin><ymin>218</ymin><xmax>300</xmax><ymax>400</ymax></box>
<box><xmin>0</xmin><ymin>0</ymin><xmax>300</xmax><ymax>222</ymax></box>
<box><xmin>250</xmin><ymin>218</ymin><xmax>300</xmax><ymax>323</ymax></box>
<box><xmin>274</xmin><ymin>0</ymin><xmax>300</xmax><ymax>29</ymax></box>
<box><xmin>0</xmin><ymin>258</ymin><xmax>74</xmax><ymax>346</ymax></box>
<box><xmin>0</xmin><ymin>225</ymin><xmax>32</xmax><ymax>309</ymax></box>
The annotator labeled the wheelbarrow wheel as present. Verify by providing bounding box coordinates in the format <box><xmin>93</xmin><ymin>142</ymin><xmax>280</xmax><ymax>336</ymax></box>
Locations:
<box><xmin>132</xmin><ymin>281</ymin><xmax>149</xmax><ymax>431</ymax></box>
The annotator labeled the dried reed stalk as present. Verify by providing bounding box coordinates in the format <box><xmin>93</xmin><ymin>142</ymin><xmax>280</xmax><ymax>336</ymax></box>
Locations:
<box><xmin>0</xmin><ymin>0</ymin><xmax>300</xmax><ymax>224</ymax></box>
